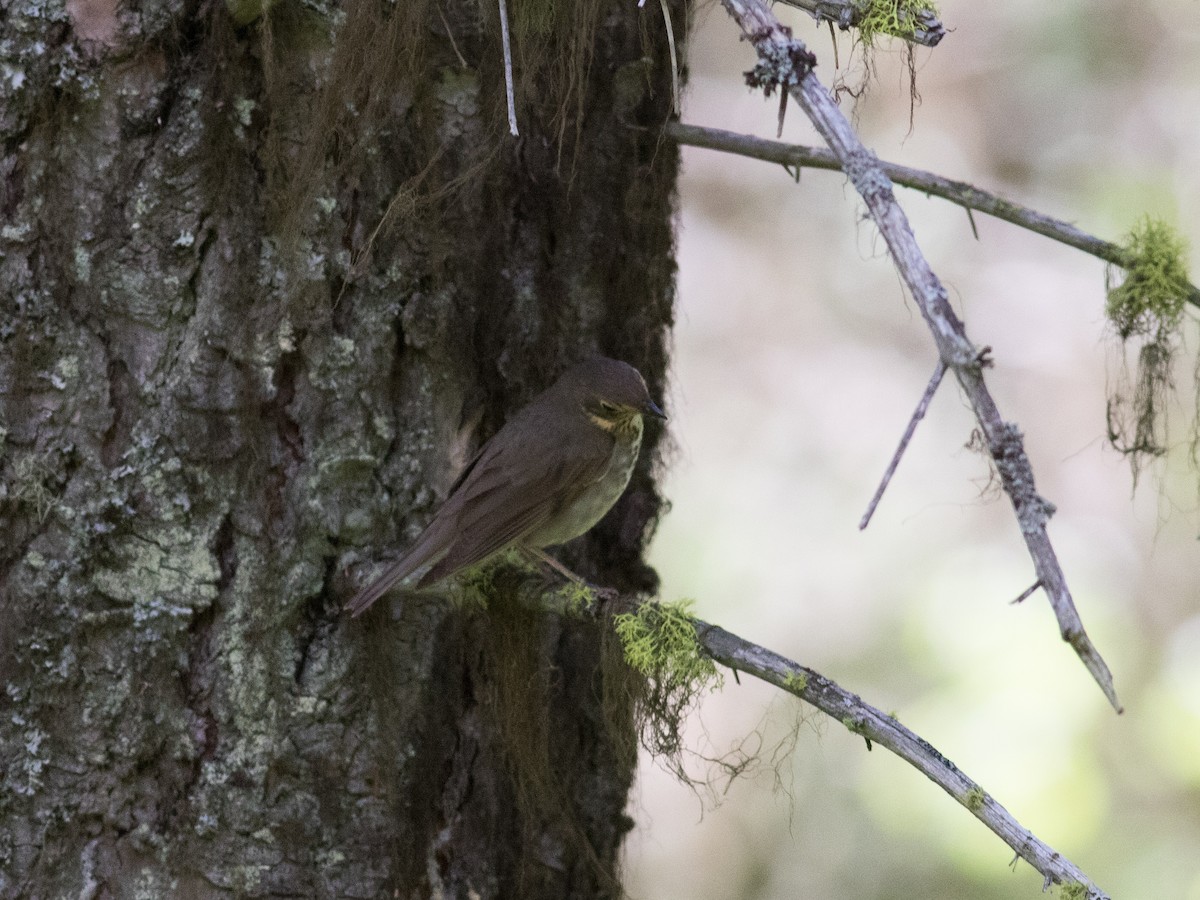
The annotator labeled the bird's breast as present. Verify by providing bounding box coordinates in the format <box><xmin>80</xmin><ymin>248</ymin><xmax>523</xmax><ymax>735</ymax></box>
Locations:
<box><xmin>524</xmin><ymin>417</ymin><xmax>643</xmax><ymax>549</ymax></box>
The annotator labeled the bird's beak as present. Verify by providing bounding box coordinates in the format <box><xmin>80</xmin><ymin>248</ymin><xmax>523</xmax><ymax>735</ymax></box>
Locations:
<box><xmin>644</xmin><ymin>400</ymin><xmax>667</xmax><ymax>420</ymax></box>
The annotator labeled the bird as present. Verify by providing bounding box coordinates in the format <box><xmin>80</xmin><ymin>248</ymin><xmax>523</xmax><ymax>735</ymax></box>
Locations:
<box><xmin>346</xmin><ymin>356</ymin><xmax>665</xmax><ymax>617</ymax></box>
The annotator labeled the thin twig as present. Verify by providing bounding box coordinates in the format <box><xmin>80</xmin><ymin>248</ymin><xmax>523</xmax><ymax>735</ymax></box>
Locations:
<box><xmin>1011</xmin><ymin>580</ymin><xmax>1043</xmax><ymax>605</ymax></box>
<box><xmin>497</xmin><ymin>0</ymin><xmax>518</xmax><ymax>137</ymax></box>
<box><xmin>692</xmin><ymin>618</ymin><xmax>1111</xmax><ymax>899</ymax></box>
<box><xmin>860</xmin><ymin>360</ymin><xmax>946</xmax><ymax>530</ymax></box>
<box><xmin>665</xmin><ymin>122</ymin><xmax>1200</xmax><ymax>309</ymax></box>
<box><xmin>717</xmin><ymin>0</ymin><xmax>1122</xmax><ymax>711</ymax></box>
<box><xmin>774</xmin><ymin>0</ymin><xmax>946</xmax><ymax>47</ymax></box>
<box><xmin>658</xmin><ymin>0</ymin><xmax>682</xmax><ymax>117</ymax></box>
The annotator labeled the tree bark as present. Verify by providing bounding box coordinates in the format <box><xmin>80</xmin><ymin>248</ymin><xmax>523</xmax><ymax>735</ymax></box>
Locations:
<box><xmin>0</xmin><ymin>2</ymin><xmax>678</xmax><ymax>897</ymax></box>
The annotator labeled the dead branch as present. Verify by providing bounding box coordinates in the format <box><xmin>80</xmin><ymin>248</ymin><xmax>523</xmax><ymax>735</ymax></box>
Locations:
<box><xmin>715</xmin><ymin>0</ymin><xmax>1122</xmax><ymax>711</ymax></box>
<box><xmin>775</xmin><ymin>0</ymin><xmax>946</xmax><ymax>47</ymax></box>
<box><xmin>666</xmin><ymin>122</ymin><xmax>1200</xmax><ymax>309</ymax></box>
<box><xmin>860</xmin><ymin>360</ymin><xmax>946</xmax><ymax>529</ymax></box>
<box><xmin>693</xmin><ymin>617</ymin><xmax>1111</xmax><ymax>900</ymax></box>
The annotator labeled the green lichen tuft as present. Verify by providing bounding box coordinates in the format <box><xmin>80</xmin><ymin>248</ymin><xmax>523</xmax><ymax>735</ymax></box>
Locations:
<box><xmin>555</xmin><ymin>579</ymin><xmax>596</xmax><ymax>616</ymax></box>
<box><xmin>1107</xmin><ymin>216</ymin><xmax>1191</xmax><ymax>341</ymax></box>
<box><xmin>964</xmin><ymin>786</ymin><xmax>986</xmax><ymax>811</ymax></box>
<box><xmin>1058</xmin><ymin>882</ymin><xmax>1089</xmax><ymax>900</ymax></box>
<box><xmin>613</xmin><ymin>600</ymin><xmax>722</xmax><ymax>764</ymax></box>
<box><xmin>783</xmin><ymin>671</ymin><xmax>808</xmax><ymax>693</ymax></box>
<box><xmin>858</xmin><ymin>0</ymin><xmax>940</xmax><ymax>45</ymax></box>
<box><xmin>614</xmin><ymin>600</ymin><xmax>718</xmax><ymax>691</ymax></box>
<box><xmin>1105</xmin><ymin>216</ymin><xmax>1193</xmax><ymax>477</ymax></box>
<box><xmin>454</xmin><ymin>549</ymin><xmax>539</xmax><ymax>609</ymax></box>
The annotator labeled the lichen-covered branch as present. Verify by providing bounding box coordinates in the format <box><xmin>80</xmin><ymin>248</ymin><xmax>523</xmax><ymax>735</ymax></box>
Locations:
<box><xmin>691</xmin><ymin>618</ymin><xmax>1111</xmax><ymax>900</ymax></box>
<box><xmin>775</xmin><ymin>0</ymin><xmax>946</xmax><ymax>47</ymax></box>
<box><xmin>666</xmin><ymin>122</ymin><xmax>1200</xmax><ymax>311</ymax></box>
<box><xmin>715</xmin><ymin>0</ymin><xmax>1122</xmax><ymax>711</ymax></box>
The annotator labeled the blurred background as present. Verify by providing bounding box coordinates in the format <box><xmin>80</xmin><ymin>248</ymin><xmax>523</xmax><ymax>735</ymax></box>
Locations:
<box><xmin>626</xmin><ymin>1</ymin><xmax>1200</xmax><ymax>897</ymax></box>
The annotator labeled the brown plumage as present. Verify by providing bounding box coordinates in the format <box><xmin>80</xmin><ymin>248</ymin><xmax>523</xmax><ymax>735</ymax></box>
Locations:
<box><xmin>346</xmin><ymin>357</ymin><xmax>665</xmax><ymax>617</ymax></box>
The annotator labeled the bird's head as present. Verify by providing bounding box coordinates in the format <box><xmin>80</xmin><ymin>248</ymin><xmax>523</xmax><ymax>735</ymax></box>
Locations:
<box><xmin>560</xmin><ymin>357</ymin><xmax>666</xmax><ymax>438</ymax></box>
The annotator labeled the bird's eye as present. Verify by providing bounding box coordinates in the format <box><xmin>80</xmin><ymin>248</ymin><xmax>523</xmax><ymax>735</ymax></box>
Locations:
<box><xmin>598</xmin><ymin>400</ymin><xmax>618</xmax><ymax>414</ymax></box>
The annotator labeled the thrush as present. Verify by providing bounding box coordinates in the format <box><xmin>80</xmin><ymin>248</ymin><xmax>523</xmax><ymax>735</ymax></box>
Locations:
<box><xmin>346</xmin><ymin>356</ymin><xmax>665</xmax><ymax>616</ymax></box>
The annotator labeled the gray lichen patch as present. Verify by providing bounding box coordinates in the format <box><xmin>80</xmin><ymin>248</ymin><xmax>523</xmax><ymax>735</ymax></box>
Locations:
<box><xmin>90</xmin><ymin>525</ymin><xmax>220</xmax><ymax>611</ymax></box>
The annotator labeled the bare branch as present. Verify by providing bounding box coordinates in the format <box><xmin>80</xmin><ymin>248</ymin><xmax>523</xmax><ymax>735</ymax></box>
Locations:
<box><xmin>775</xmin><ymin>0</ymin><xmax>946</xmax><ymax>47</ymax></box>
<box><xmin>666</xmin><ymin>122</ymin><xmax>1200</xmax><ymax>310</ymax></box>
<box><xmin>860</xmin><ymin>360</ymin><xmax>946</xmax><ymax>529</ymax></box>
<box><xmin>693</xmin><ymin>618</ymin><xmax>1111</xmax><ymax>900</ymax></box>
<box><xmin>1011</xmin><ymin>580</ymin><xmax>1043</xmax><ymax>605</ymax></box>
<box><xmin>715</xmin><ymin>0</ymin><xmax>1122</xmax><ymax>710</ymax></box>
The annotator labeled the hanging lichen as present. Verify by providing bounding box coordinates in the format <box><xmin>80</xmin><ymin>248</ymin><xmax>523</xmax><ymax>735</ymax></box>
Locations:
<box><xmin>856</xmin><ymin>0</ymin><xmax>940</xmax><ymax>46</ymax></box>
<box><xmin>613</xmin><ymin>599</ymin><xmax>722</xmax><ymax>764</ymax></box>
<box><xmin>834</xmin><ymin>0</ymin><xmax>937</xmax><ymax>127</ymax></box>
<box><xmin>1107</xmin><ymin>216</ymin><xmax>1190</xmax><ymax>340</ymax></box>
<box><xmin>1104</xmin><ymin>216</ymin><xmax>1193</xmax><ymax>478</ymax></box>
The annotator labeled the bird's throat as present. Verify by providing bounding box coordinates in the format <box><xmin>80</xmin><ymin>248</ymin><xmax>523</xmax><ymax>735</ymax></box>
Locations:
<box><xmin>588</xmin><ymin>411</ymin><xmax>642</xmax><ymax>441</ymax></box>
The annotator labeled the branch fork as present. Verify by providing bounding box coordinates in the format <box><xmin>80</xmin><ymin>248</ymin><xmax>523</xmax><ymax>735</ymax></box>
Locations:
<box><xmin>715</xmin><ymin>0</ymin><xmax>1121</xmax><ymax>712</ymax></box>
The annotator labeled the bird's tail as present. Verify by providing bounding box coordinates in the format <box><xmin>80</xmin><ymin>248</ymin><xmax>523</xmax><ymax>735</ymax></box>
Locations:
<box><xmin>345</xmin><ymin>526</ymin><xmax>446</xmax><ymax>617</ymax></box>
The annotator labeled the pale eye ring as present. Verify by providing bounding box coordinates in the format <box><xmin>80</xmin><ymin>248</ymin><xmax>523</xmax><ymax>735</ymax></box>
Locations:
<box><xmin>598</xmin><ymin>400</ymin><xmax>619</xmax><ymax>414</ymax></box>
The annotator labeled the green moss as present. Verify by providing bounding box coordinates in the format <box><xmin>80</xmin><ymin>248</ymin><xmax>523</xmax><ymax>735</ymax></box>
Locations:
<box><xmin>841</xmin><ymin>715</ymin><xmax>864</xmax><ymax>734</ymax></box>
<box><xmin>782</xmin><ymin>671</ymin><xmax>808</xmax><ymax>693</ymax></box>
<box><xmin>225</xmin><ymin>0</ymin><xmax>279</xmax><ymax>26</ymax></box>
<box><xmin>1107</xmin><ymin>216</ymin><xmax>1191</xmax><ymax>340</ymax></box>
<box><xmin>858</xmin><ymin>0</ymin><xmax>940</xmax><ymax>45</ymax></box>
<box><xmin>454</xmin><ymin>549</ymin><xmax>539</xmax><ymax>609</ymax></box>
<box><xmin>1104</xmin><ymin>216</ymin><xmax>1193</xmax><ymax>475</ymax></box>
<box><xmin>1058</xmin><ymin>883</ymin><xmax>1088</xmax><ymax>900</ymax></box>
<box><xmin>555</xmin><ymin>579</ymin><xmax>596</xmax><ymax>616</ymax></box>
<box><xmin>614</xmin><ymin>600</ymin><xmax>718</xmax><ymax>691</ymax></box>
<box><xmin>612</xmin><ymin>600</ymin><xmax>722</xmax><ymax>765</ymax></box>
<box><xmin>964</xmin><ymin>786</ymin><xmax>986</xmax><ymax>811</ymax></box>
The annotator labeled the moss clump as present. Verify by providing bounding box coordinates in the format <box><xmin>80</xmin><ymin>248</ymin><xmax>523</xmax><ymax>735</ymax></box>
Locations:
<box><xmin>614</xmin><ymin>599</ymin><xmax>718</xmax><ymax>693</ymax></box>
<box><xmin>782</xmin><ymin>671</ymin><xmax>808</xmax><ymax>693</ymax></box>
<box><xmin>554</xmin><ymin>579</ymin><xmax>597</xmax><ymax>616</ymax></box>
<box><xmin>964</xmin><ymin>786</ymin><xmax>985</xmax><ymax>811</ymax></box>
<box><xmin>613</xmin><ymin>600</ymin><xmax>722</xmax><ymax>761</ymax></box>
<box><xmin>858</xmin><ymin>0</ymin><xmax>940</xmax><ymax>45</ymax></box>
<box><xmin>1104</xmin><ymin>216</ymin><xmax>1193</xmax><ymax>475</ymax></box>
<box><xmin>1107</xmin><ymin>216</ymin><xmax>1191</xmax><ymax>340</ymax></box>
<box><xmin>1058</xmin><ymin>883</ymin><xmax>1088</xmax><ymax>900</ymax></box>
<box><xmin>454</xmin><ymin>549</ymin><xmax>540</xmax><ymax>609</ymax></box>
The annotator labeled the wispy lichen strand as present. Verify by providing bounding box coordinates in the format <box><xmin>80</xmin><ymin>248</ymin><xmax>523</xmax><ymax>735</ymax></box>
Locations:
<box><xmin>1105</xmin><ymin>216</ymin><xmax>1193</xmax><ymax>473</ymax></box>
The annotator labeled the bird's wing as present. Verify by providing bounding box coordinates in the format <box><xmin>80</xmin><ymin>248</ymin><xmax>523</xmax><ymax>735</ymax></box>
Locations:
<box><xmin>344</xmin><ymin>519</ymin><xmax>452</xmax><ymax>617</ymax></box>
<box><xmin>418</xmin><ymin>431</ymin><xmax>613</xmax><ymax>586</ymax></box>
<box><xmin>345</xmin><ymin>424</ymin><xmax>507</xmax><ymax>616</ymax></box>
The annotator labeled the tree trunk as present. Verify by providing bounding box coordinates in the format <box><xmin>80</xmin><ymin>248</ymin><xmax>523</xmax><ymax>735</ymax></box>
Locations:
<box><xmin>0</xmin><ymin>2</ymin><xmax>678</xmax><ymax>896</ymax></box>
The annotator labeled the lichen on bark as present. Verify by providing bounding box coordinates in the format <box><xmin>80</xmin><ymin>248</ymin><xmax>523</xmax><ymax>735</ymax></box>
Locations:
<box><xmin>0</xmin><ymin>0</ymin><xmax>682</xmax><ymax>896</ymax></box>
